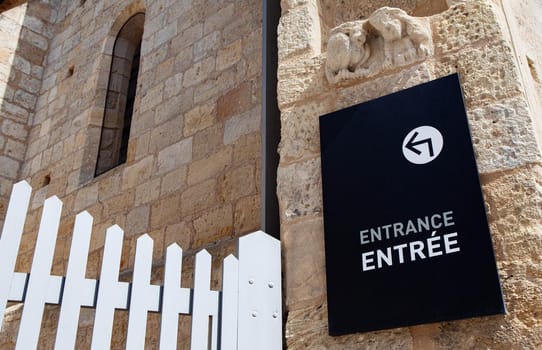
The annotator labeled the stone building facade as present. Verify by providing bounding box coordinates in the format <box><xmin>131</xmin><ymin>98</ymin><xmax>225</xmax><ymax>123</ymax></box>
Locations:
<box><xmin>0</xmin><ymin>0</ymin><xmax>541</xmax><ymax>348</ymax></box>
<box><xmin>0</xmin><ymin>0</ymin><xmax>262</xmax><ymax>347</ymax></box>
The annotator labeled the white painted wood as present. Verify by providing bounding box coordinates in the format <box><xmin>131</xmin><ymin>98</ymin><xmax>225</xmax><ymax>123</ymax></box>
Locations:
<box><xmin>159</xmin><ymin>243</ymin><xmax>191</xmax><ymax>350</ymax></box>
<box><xmin>237</xmin><ymin>231</ymin><xmax>282</xmax><ymax>350</ymax></box>
<box><xmin>16</xmin><ymin>196</ymin><xmax>63</xmax><ymax>350</ymax></box>
<box><xmin>0</xmin><ymin>181</ymin><xmax>31</xmax><ymax>327</ymax></box>
<box><xmin>126</xmin><ymin>234</ymin><xmax>162</xmax><ymax>349</ymax></box>
<box><xmin>8</xmin><ymin>272</ymin><xmax>28</xmax><ymax>301</ymax></box>
<box><xmin>55</xmin><ymin>211</ymin><xmax>97</xmax><ymax>350</ymax></box>
<box><xmin>190</xmin><ymin>250</ymin><xmax>219</xmax><ymax>350</ymax></box>
<box><xmin>220</xmin><ymin>255</ymin><xmax>239</xmax><ymax>350</ymax></box>
<box><xmin>0</xmin><ymin>181</ymin><xmax>283</xmax><ymax>350</ymax></box>
<box><xmin>90</xmin><ymin>225</ymin><xmax>130</xmax><ymax>350</ymax></box>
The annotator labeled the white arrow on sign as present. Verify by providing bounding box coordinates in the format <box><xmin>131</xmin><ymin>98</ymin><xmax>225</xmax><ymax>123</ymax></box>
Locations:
<box><xmin>402</xmin><ymin>126</ymin><xmax>444</xmax><ymax>164</ymax></box>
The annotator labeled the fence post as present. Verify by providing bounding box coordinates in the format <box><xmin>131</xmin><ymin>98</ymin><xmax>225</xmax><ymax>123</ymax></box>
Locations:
<box><xmin>237</xmin><ymin>231</ymin><xmax>282</xmax><ymax>350</ymax></box>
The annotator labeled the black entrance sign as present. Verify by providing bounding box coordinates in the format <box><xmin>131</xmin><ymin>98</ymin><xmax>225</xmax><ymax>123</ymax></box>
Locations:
<box><xmin>319</xmin><ymin>74</ymin><xmax>505</xmax><ymax>336</ymax></box>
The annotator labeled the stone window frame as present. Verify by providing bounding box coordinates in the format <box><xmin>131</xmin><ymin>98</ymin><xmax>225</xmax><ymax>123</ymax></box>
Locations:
<box><xmin>94</xmin><ymin>12</ymin><xmax>145</xmax><ymax>177</ymax></box>
<box><xmin>77</xmin><ymin>2</ymin><xmax>146</xmax><ymax>186</ymax></box>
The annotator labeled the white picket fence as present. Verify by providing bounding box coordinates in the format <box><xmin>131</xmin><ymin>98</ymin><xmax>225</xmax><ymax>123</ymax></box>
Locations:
<box><xmin>0</xmin><ymin>181</ymin><xmax>282</xmax><ymax>349</ymax></box>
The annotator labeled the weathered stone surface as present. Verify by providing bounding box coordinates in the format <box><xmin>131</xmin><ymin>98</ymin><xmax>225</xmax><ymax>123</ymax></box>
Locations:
<box><xmin>278</xmin><ymin>2</ymin><xmax>321</xmax><ymax>61</ymax></box>
<box><xmin>432</xmin><ymin>1</ymin><xmax>504</xmax><ymax>55</ymax></box>
<box><xmin>282</xmin><ymin>217</ymin><xmax>326</xmax><ymax>308</ymax></box>
<box><xmin>279</xmin><ymin>97</ymin><xmax>336</xmax><ymax>164</ymax></box>
<box><xmin>286</xmin><ymin>303</ymin><xmax>413</xmax><ymax>349</ymax></box>
<box><xmin>432</xmin><ymin>40</ymin><xmax>523</xmax><ymax>107</ymax></box>
<box><xmin>187</xmin><ymin>146</ymin><xmax>232</xmax><ymax>185</ymax></box>
<box><xmin>192</xmin><ymin>205</ymin><xmax>234</xmax><ymax>248</ymax></box>
<box><xmin>337</xmin><ymin>62</ymin><xmax>432</xmax><ymax>110</ymax></box>
<box><xmin>469</xmin><ymin>98</ymin><xmax>542</xmax><ymax>173</ymax></box>
<box><xmin>277</xmin><ymin>55</ymin><xmax>329</xmax><ymax>108</ymax></box>
<box><xmin>277</xmin><ymin>157</ymin><xmax>323</xmax><ymax>221</ymax></box>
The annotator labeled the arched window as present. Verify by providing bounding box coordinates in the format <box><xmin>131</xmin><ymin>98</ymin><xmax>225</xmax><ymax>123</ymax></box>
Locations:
<box><xmin>95</xmin><ymin>13</ymin><xmax>145</xmax><ymax>176</ymax></box>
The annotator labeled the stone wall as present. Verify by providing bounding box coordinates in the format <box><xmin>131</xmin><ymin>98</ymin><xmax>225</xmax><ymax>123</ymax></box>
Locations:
<box><xmin>0</xmin><ymin>0</ymin><xmax>262</xmax><ymax>347</ymax></box>
<box><xmin>0</xmin><ymin>2</ymin><xmax>54</xmax><ymax>228</ymax></box>
<box><xmin>278</xmin><ymin>0</ymin><xmax>542</xmax><ymax>348</ymax></box>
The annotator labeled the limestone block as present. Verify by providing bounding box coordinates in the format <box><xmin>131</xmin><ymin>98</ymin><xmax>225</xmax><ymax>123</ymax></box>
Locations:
<box><xmin>73</xmin><ymin>182</ymin><xmax>98</xmax><ymax>212</ymax></box>
<box><xmin>277</xmin><ymin>2</ymin><xmax>321</xmax><ymax>61</ymax></box>
<box><xmin>277</xmin><ymin>157</ymin><xmax>322</xmax><ymax>221</ymax></box>
<box><xmin>217</xmin><ymin>164</ymin><xmax>255</xmax><ymax>203</ymax></box>
<box><xmin>160</xmin><ymin>165</ymin><xmax>187</xmax><ymax>195</ymax></box>
<box><xmin>193</xmin><ymin>30</ymin><xmax>220</xmax><ymax>61</ymax></box>
<box><xmin>216</xmin><ymin>39</ymin><xmax>242</xmax><ymax>71</ymax></box>
<box><xmin>134</xmin><ymin>177</ymin><xmax>161</xmax><ymax>206</ymax></box>
<box><xmin>192</xmin><ymin>205</ymin><xmax>233</xmax><ymax>248</ymax></box>
<box><xmin>154</xmin><ymin>20</ymin><xmax>177</xmax><ymax>48</ymax></box>
<box><xmin>469</xmin><ymin>98</ymin><xmax>541</xmax><ymax>173</ymax></box>
<box><xmin>180</xmin><ymin>179</ymin><xmax>217</xmax><ymax>217</ymax></box>
<box><xmin>126</xmin><ymin>205</ymin><xmax>150</xmax><ymax>236</ymax></box>
<box><xmin>325</xmin><ymin>7</ymin><xmax>433</xmax><ymax>84</ymax></box>
<box><xmin>192</xmin><ymin>123</ymin><xmax>224</xmax><ymax>160</ymax></box>
<box><xmin>193</xmin><ymin>68</ymin><xmax>235</xmax><ymax>104</ymax></box>
<box><xmin>286</xmin><ymin>303</ymin><xmax>413</xmax><ymax>350</ymax></box>
<box><xmin>1</xmin><ymin>118</ymin><xmax>27</xmax><ymax>140</ymax></box>
<box><xmin>182</xmin><ymin>56</ymin><xmax>215</xmax><ymax>88</ymax></box>
<box><xmin>184</xmin><ymin>102</ymin><xmax>215</xmax><ymax>137</ymax></box>
<box><xmin>217</xmin><ymin>81</ymin><xmax>252</xmax><ymax>121</ymax></box>
<box><xmin>282</xmin><ymin>217</ymin><xmax>326</xmax><ymax>307</ymax></box>
<box><xmin>277</xmin><ymin>55</ymin><xmax>328</xmax><ymax>108</ymax></box>
<box><xmin>233</xmin><ymin>133</ymin><xmax>260</xmax><ymax>164</ymax></box>
<box><xmin>149</xmin><ymin>117</ymin><xmax>184</xmax><ymax>153</ymax></box>
<box><xmin>156</xmin><ymin>138</ymin><xmax>192</xmax><ymax>175</ymax></box>
<box><xmin>223</xmin><ymin>107</ymin><xmax>260</xmax><ymax>145</ymax></box>
<box><xmin>187</xmin><ymin>146</ymin><xmax>232</xmax><ymax>185</ymax></box>
<box><xmin>234</xmin><ymin>194</ymin><xmax>260</xmax><ymax>235</ymax></box>
<box><xmin>279</xmin><ymin>97</ymin><xmax>337</xmax><ymax>164</ymax></box>
<box><xmin>170</xmin><ymin>23</ymin><xmax>203</xmax><ymax>51</ymax></box>
<box><xmin>432</xmin><ymin>41</ymin><xmax>523</xmax><ymax>107</ymax></box>
<box><xmin>165</xmin><ymin>221</ymin><xmax>193</xmax><ymax>251</ymax></box>
<box><xmin>433</xmin><ymin>0</ymin><xmax>503</xmax><ymax>55</ymax></box>
<box><xmin>164</xmin><ymin>72</ymin><xmax>183</xmax><ymax>100</ymax></box>
<box><xmin>150</xmin><ymin>193</ymin><xmax>182</xmax><ymax>229</ymax></box>
<box><xmin>337</xmin><ymin>62</ymin><xmax>432</xmax><ymax>111</ymax></box>
<box><xmin>0</xmin><ymin>155</ymin><xmax>20</xmax><ymax>179</ymax></box>
<box><xmin>139</xmin><ymin>82</ymin><xmax>164</xmax><ymax>113</ymax></box>
<box><xmin>203</xmin><ymin>3</ymin><xmax>234</xmax><ymax>34</ymax></box>
<box><xmin>121</xmin><ymin>156</ymin><xmax>153</xmax><ymax>190</ymax></box>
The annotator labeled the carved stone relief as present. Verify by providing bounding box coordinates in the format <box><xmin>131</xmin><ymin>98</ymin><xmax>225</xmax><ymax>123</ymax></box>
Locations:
<box><xmin>325</xmin><ymin>7</ymin><xmax>433</xmax><ymax>84</ymax></box>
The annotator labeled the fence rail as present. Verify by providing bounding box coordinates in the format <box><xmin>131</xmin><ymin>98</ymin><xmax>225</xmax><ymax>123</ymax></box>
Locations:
<box><xmin>0</xmin><ymin>181</ymin><xmax>282</xmax><ymax>349</ymax></box>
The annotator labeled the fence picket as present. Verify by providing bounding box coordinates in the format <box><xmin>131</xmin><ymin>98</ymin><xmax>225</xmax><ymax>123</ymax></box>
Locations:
<box><xmin>16</xmin><ymin>196</ymin><xmax>63</xmax><ymax>350</ymax></box>
<box><xmin>220</xmin><ymin>255</ymin><xmax>239</xmax><ymax>350</ymax></box>
<box><xmin>91</xmin><ymin>225</ymin><xmax>130</xmax><ymax>350</ymax></box>
<box><xmin>159</xmin><ymin>244</ymin><xmax>192</xmax><ymax>350</ymax></box>
<box><xmin>0</xmin><ymin>181</ymin><xmax>282</xmax><ymax>350</ymax></box>
<box><xmin>55</xmin><ymin>211</ymin><xmax>96</xmax><ymax>350</ymax></box>
<box><xmin>0</xmin><ymin>181</ymin><xmax>31</xmax><ymax>325</ymax></box>
<box><xmin>190</xmin><ymin>250</ymin><xmax>219</xmax><ymax>350</ymax></box>
<box><xmin>126</xmin><ymin>234</ymin><xmax>162</xmax><ymax>349</ymax></box>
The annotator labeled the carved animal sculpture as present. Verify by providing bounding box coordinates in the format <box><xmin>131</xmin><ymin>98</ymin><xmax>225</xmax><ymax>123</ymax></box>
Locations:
<box><xmin>325</xmin><ymin>21</ymin><xmax>371</xmax><ymax>82</ymax></box>
<box><xmin>368</xmin><ymin>7</ymin><xmax>431</xmax><ymax>68</ymax></box>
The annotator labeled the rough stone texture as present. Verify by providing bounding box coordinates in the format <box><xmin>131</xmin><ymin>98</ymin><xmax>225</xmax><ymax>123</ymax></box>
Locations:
<box><xmin>278</xmin><ymin>0</ymin><xmax>542</xmax><ymax>348</ymax></box>
<box><xmin>0</xmin><ymin>0</ymin><xmax>262</xmax><ymax>348</ymax></box>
